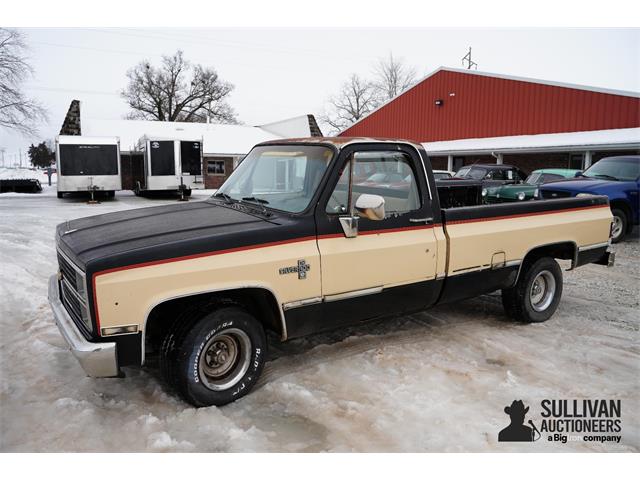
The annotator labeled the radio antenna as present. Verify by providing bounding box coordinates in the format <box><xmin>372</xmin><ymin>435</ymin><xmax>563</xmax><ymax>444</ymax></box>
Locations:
<box><xmin>462</xmin><ymin>47</ymin><xmax>478</xmax><ymax>70</ymax></box>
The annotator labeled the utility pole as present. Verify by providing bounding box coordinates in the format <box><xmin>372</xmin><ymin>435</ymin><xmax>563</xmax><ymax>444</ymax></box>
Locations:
<box><xmin>462</xmin><ymin>47</ymin><xmax>478</xmax><ymax>70</ymax></box>
<box><xmin>19</xmin><ymin>149</ymin><xmax>22</xmax><ymax>168</ymax></box>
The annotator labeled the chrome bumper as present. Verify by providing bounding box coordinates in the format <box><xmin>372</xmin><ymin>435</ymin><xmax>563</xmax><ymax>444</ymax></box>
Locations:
<box><xmin>48</xmin><ymin>275</ymin><xmax>119</xmax><ymax>377</ymax></box>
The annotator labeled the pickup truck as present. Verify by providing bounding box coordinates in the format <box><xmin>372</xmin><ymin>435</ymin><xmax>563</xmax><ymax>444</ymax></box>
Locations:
<box><xmin>49</xmin><ymin>138</ymin><xmax>615</xmax><ymax>407</ymax></box>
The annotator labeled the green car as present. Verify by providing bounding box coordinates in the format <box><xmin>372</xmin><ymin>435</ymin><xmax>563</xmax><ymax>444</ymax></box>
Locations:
<box><xmin>484</xmin><ymin>168</ymin><xmax>581</xmax><ymax>203</ymax></box>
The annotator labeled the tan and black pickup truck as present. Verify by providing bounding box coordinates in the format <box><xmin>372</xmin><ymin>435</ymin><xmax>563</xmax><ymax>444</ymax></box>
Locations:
<box><xmin>49</xmin><ymin>138</ymin><xmax>615</xmax><ymax>406</ymax></box>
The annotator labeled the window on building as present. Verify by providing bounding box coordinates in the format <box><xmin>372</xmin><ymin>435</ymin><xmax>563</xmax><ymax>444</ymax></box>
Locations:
<box><xmin>207</xmin><ymin>159</ymin><xmax>226</xmax><ymax>175</ymax></box>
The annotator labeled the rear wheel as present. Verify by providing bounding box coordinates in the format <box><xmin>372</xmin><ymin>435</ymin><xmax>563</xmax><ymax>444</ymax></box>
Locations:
<box><xmin>57</xmin><ymin>192</ymin><xmax>63</xmax><ymax>199</ymax></box>
<box><xmin>160</xmin><ymin>306</ymin><xmax>266</xmax><ymax>407</ymax></box>
<box><xmin>502</xmin><ymin>256</ymin><xmax>563</xmax><ymax>323</ymax></box>
<box><xmin>610</xmin><ymin>208</ymin><xmax>627</xmax><ymax>243</ymax></box>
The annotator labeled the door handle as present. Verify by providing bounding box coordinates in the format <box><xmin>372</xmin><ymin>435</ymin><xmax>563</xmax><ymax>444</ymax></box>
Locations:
<box><xmin>410</xmin><ymin>217</ymin><xmax>433</xmax><ymax>224</ymax></box>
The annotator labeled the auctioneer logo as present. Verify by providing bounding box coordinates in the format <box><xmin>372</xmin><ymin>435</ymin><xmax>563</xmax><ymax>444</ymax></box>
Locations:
<box><xmin>498</xmin><ymin>398</ymin><xmax>622</xmax><ymax>445</ymax></box>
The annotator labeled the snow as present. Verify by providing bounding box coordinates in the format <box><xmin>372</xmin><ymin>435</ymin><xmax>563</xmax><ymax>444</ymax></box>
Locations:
<box><xmin>0</xmin><ymin>167</ymin><xmax>51</xmax><ymax>181</ymax></box>
<box><xmin>81</xmin><ymin>118</ymin><xmax>305</xmax><ymax>155</ymax></box>
<box><xmin>0</xmin><ymin>192</ymin><xmax>638</xmax><ymax>452</ymax></box>
<box><xmin>422</xmin><ymin>128</ymin><xmax>640</xmax><ymax>155</ymax></box>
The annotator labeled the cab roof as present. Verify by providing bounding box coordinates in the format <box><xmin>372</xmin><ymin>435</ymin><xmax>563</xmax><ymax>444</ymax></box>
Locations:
<box><xmin>256</xmin><ymin>136</ymin><xmax>424</xmax><ymax>151</ymax></box>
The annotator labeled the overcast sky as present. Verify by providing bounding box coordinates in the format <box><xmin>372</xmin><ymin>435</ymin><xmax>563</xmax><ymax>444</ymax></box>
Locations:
<box><xmin>1</xmin><ymin>27</ymin><xmax>638</xmax><ymax>164</ymax></box>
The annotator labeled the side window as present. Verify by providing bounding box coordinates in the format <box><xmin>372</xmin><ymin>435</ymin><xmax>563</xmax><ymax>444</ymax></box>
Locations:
<box><xmin>326</xmin><ymin>151</ymin><xmax>421</xmax><ymax>215</ymax></box>
<box><xmin>493</xmin><ymin>169</ymin><xmax>507</xmax><ymax>181</ymax></box>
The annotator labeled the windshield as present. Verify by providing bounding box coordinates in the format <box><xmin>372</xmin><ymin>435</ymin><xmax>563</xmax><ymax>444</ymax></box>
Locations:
<box><xmin>525</xmin><ymin>172</ymin><xmax>564</xmax><ymax>185</ymax></box>
<box><xmin>454</xmin><ymin>167</ymin><xmax>487</xmax><ymax>180</ymax></box>
<box><xmin>433</xmin><ymin>172</ymin><xmax>452</xmax><ymax>180</ymax></box>
<box><xmin>582</xmin><ymin>157</ymin><xmax>640</xmax><ymax>181</ymax></box>
<box><xmin>215</xmin><ymin>145</ymin><xmax>333</xmax><ymax>213</ymax></box>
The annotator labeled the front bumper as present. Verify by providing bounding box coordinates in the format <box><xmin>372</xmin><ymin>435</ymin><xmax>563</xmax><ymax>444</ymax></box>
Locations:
<box><xmin>48</xmin><ymin>275</ymin><xmax>119</xmax><ymax>377</ymax></box>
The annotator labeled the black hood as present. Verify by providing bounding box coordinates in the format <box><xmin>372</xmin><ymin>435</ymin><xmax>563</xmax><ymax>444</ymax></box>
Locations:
<box><xmin>56</xmin><ymin>199</ymin><xmax>303</xmax><ymax>272</ymax></box>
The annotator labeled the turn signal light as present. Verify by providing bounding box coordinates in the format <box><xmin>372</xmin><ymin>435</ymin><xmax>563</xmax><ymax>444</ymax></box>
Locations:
<box><xmin>101</xmin><ymin>325</ymin><xmax>139</xmax><ymax>336</ymax></box>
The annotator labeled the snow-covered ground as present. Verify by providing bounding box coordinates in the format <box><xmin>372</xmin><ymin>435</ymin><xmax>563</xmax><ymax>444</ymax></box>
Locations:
<box><xmin>0</xmin><ymin>192</ymin><xmax>638</xmax><ymax>452</ymax></box>
<box><xmin>0</xmin><ymin>166</ymin><xmax>54</xmax><ymax>180</ymax></box>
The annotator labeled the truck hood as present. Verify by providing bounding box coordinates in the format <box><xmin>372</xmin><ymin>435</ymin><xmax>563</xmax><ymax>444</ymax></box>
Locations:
<box><xmin>56</xmin><ymin>199</ymin><xmax>282</xmax><ymax>270</ymax></box>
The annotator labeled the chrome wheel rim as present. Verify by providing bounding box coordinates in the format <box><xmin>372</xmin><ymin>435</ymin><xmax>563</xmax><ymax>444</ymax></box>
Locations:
<box><xmin>530</xmin><ymin>270</ymin><xmax>556</xmax><ymax>312</ymax></box>
<box><xmin>611</xmin><ymin>216</ymin><xmax>624</xmax><ymax>240</ymax></box>
<box><xmin>198</xmin><ymin>328</ymin><xmax>251</xmax><ymax>391</ymax></box>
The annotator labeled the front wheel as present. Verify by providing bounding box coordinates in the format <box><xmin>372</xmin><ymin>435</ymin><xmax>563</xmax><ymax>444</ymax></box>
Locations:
<box><xmin>610</xmin><ymin>208</ymin><xmax>627</xmax><ymax>243</ymax></box>
<box><xmin>502</xmin><ymin>256</ymin><xmax>563</xmax><ymax>323</ymax></box>
<box><xmin>161</xmin><ymin>306</ymin><xmax>266</xmax><ymax>407</ymax></box>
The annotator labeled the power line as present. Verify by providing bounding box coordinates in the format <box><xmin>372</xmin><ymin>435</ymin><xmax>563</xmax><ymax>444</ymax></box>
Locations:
<box><xmin>28</xmin><ymin>85</ymin><xmax>120</xmax><ymax>96</ymax></box>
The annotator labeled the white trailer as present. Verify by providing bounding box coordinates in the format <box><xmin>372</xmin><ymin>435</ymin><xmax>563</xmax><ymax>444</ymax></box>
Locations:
<box><xmin>133</xmin><ymin>137</ymin><xmax>204</xmax><ymax>196</ymax></box>
<box><xmin>56</xmin><ymin>136</ymin><xmax>122</xmax><ymax>199</ymax></box>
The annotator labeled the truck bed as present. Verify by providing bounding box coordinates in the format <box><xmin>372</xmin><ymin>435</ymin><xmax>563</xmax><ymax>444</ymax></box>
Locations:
<box><xmin>437</xmin><ymin>195</ymin><xmax>612</xmax><ymax>303</ymax></box>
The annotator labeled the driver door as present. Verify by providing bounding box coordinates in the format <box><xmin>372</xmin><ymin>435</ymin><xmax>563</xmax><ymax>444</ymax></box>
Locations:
<box><xmin>314</xmin><ymin>143</ymin><xmax>440</xmax><ymax>326</ymax></box>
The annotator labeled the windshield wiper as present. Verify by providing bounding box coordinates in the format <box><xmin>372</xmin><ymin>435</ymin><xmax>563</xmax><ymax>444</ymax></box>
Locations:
<box><xmin>590</xmin><ymin>174</ymin><xmax>619</xmax><ymax>181</ymax></box>
<box><xmin>241</xmin><ymin>196</ymin><xmax>269</xmax><ymax>204</ymax></box>
<box><xmin>240</xmin><ymin>196</ymin><xmax>271</xmax><ymax>215</ymax></box>
<box><xmin>213</xmin><ymin>192</ymin><xmax>234</xmax><ymax>204</ymax></box>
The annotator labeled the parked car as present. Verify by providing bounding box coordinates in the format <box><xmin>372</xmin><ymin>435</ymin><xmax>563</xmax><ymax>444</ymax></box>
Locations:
<box><xmin>432</xmin><ymin>169</ymin><xmax>455</xmax><ymax>180</ymax></box>
<box><xmin>454</xmin><ymin>164</ymin><xmax>528</xmax><ymax>190</ymax></box>
<box><xmin>484</xmin><ymin>168</ymin><xmax>581</xmax><ymax>203</ymax></box>
<box><xmin>540</xmin><ymin>156</ymin><xmax>640</xmax><ymax>242</ymax></box>
<box><xmin>50</xmin><ymin>138</ymin><xmax>614</xmax><ymax>407</ymax></box>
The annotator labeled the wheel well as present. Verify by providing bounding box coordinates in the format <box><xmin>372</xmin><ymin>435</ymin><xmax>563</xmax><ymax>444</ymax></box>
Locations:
<box><xmin>144</xmin><ymin>288</ymin><xmax>283</xmax><ymax>357</ymax></box>
<box><xmin>609</xmin><ymin>200</ymin><xmax>632</xmax><ymax>232</ymax></box>
<box><xmin>514</xmin><ymin>241</ymin><xmax>577</xmax><ymax>285</ymax></box>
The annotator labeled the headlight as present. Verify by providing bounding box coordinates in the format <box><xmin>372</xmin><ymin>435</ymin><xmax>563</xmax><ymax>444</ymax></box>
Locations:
<box><xmin>576</xmin><ymin>193</ymin><xmax>594</xmax><ymax>197</ymax></box>
<box><xmin>481</xmin><ymin>188</ymin><xmax>487</xmax><ymax>197</ymax></box>
<box><xmin>517</xmin><ymin>192</ymin><xmax>526</xmax><ymax>201</ymax></box>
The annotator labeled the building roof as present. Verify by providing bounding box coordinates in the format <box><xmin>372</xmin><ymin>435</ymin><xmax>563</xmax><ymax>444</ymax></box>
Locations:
<box><xmin>80</xmin><ymin>118</ymin><xmax>296</xmax><ymax>155</ymax></box>
<box><xmin>422</xmin><ymin>127</ymin><xmax>640</xmax><ymax>156</ymax></box>
<box><xmin>340</xmin><ymin>67</ymin><xmax>640</xmax><ymax>141</ymax></box>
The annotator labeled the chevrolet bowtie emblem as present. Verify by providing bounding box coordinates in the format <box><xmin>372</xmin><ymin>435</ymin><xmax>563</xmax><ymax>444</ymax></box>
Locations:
<box><xmin>279</xmin><ymin>259</ymin><xmax>311</xmax><ymax>280</ymax></box>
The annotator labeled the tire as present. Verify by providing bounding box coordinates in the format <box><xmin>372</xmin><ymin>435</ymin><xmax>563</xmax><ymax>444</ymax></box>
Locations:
<box><xmin>107</xmin><ymin>190</ymin><xmax>115</xmax><ymax>198</ymax></box>
<box><xmin>160</xmin><ymin>306</ymin><xmax>266</xmax><ymax>407</ymax></box>
<box><xmin>501</xmin><ymin>256</ymin><xmax>563</xmax><ymax>323</ymax></box>
<box><xmin>57</xmin><ymin>192</ymin><xmax>63</xmax><ymax>199</ymax></box>
<box><xmin>610</xmin><ymin>208</ymin><xmax>627</xmax><ymax>243</ymax></box>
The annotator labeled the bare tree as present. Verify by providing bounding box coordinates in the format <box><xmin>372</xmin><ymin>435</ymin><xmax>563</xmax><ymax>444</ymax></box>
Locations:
<box><xmin>0</xmin><ymin>28</ymin><xmax>48</xmax><ymax>135</ymax></box>
<box><xmin>321</xmin><ymin>74</ymin><xmax>378</xmax><ymax>134</ymax></box>
<box><xmin>121</xmin><ymin>51</ymin><xmax>237</xmax><ymax>123</ymax></box>
<box><xmin>372</xmin><ymin>53</ymin><xmax>417</xmax><ymax>104</ymax></box>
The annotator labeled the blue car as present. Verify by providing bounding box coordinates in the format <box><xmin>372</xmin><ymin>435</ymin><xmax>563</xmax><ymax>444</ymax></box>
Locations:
<box><xmin>539</xmin><ymin>155</ymin><xmax>639</xmax><ymax>242</ymax></box>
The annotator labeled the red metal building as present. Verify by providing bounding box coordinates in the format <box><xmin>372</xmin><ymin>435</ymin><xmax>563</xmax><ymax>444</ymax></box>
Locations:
<box><xmin>340</xmin><ymin>67</ymin><xmax>640</xmax><ymax>172</ymax></box>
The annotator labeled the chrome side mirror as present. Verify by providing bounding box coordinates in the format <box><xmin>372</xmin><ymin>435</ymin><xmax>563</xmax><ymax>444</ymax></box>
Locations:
<box><xmin>339</xmin><ymin>216</ymin><xmax>359</xmax><ymax>238</ymax></box>
<box><xmin>355</xmin><ymin>194</ymin><xmax>386</xmax><ymax>221</ymax></box>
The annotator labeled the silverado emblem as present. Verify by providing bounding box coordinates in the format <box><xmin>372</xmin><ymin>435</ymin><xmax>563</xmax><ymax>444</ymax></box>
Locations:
<box><xmin>279</xmin><ymin>260</ymin><xmax>311</xmax><ymax>279</ymax></box>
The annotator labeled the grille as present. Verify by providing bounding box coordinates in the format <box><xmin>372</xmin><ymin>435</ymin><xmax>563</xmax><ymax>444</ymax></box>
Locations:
<box><xmin>57</xmin><ymin>250</ymin><xmax>92</xmax><ymax>334</ymax></box>
<box><xmin>541</xmin><ymin>189</ymin><xmax>572</xmax><ymax>199</ymax></box>
<box><xmin>57</xmin><ymin>252</ymin><xmax>78</xmax><ymax>290</ymax></box>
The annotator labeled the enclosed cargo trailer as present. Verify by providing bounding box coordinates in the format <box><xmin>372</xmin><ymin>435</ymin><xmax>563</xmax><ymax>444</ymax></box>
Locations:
<box><xmin>132</xmin><ymin>137</ymin><xmax>204</xmax><ymax>196</ymax></box>
<box><xmin>56</xmin><ymin>136</ymin><xmax>122</xmax><ymax>199</ymax></box>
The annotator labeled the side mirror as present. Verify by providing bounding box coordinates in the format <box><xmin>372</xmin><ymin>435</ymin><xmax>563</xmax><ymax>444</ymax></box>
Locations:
<box><xmin>574</xmin><ymin>171</ymin><xmax>583</xmax><ymax>177</ymax></box>
<box><xmin>355</xmin><ymin>194</ymin><xmax>386</xmax><ymax>221</ymax></box>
